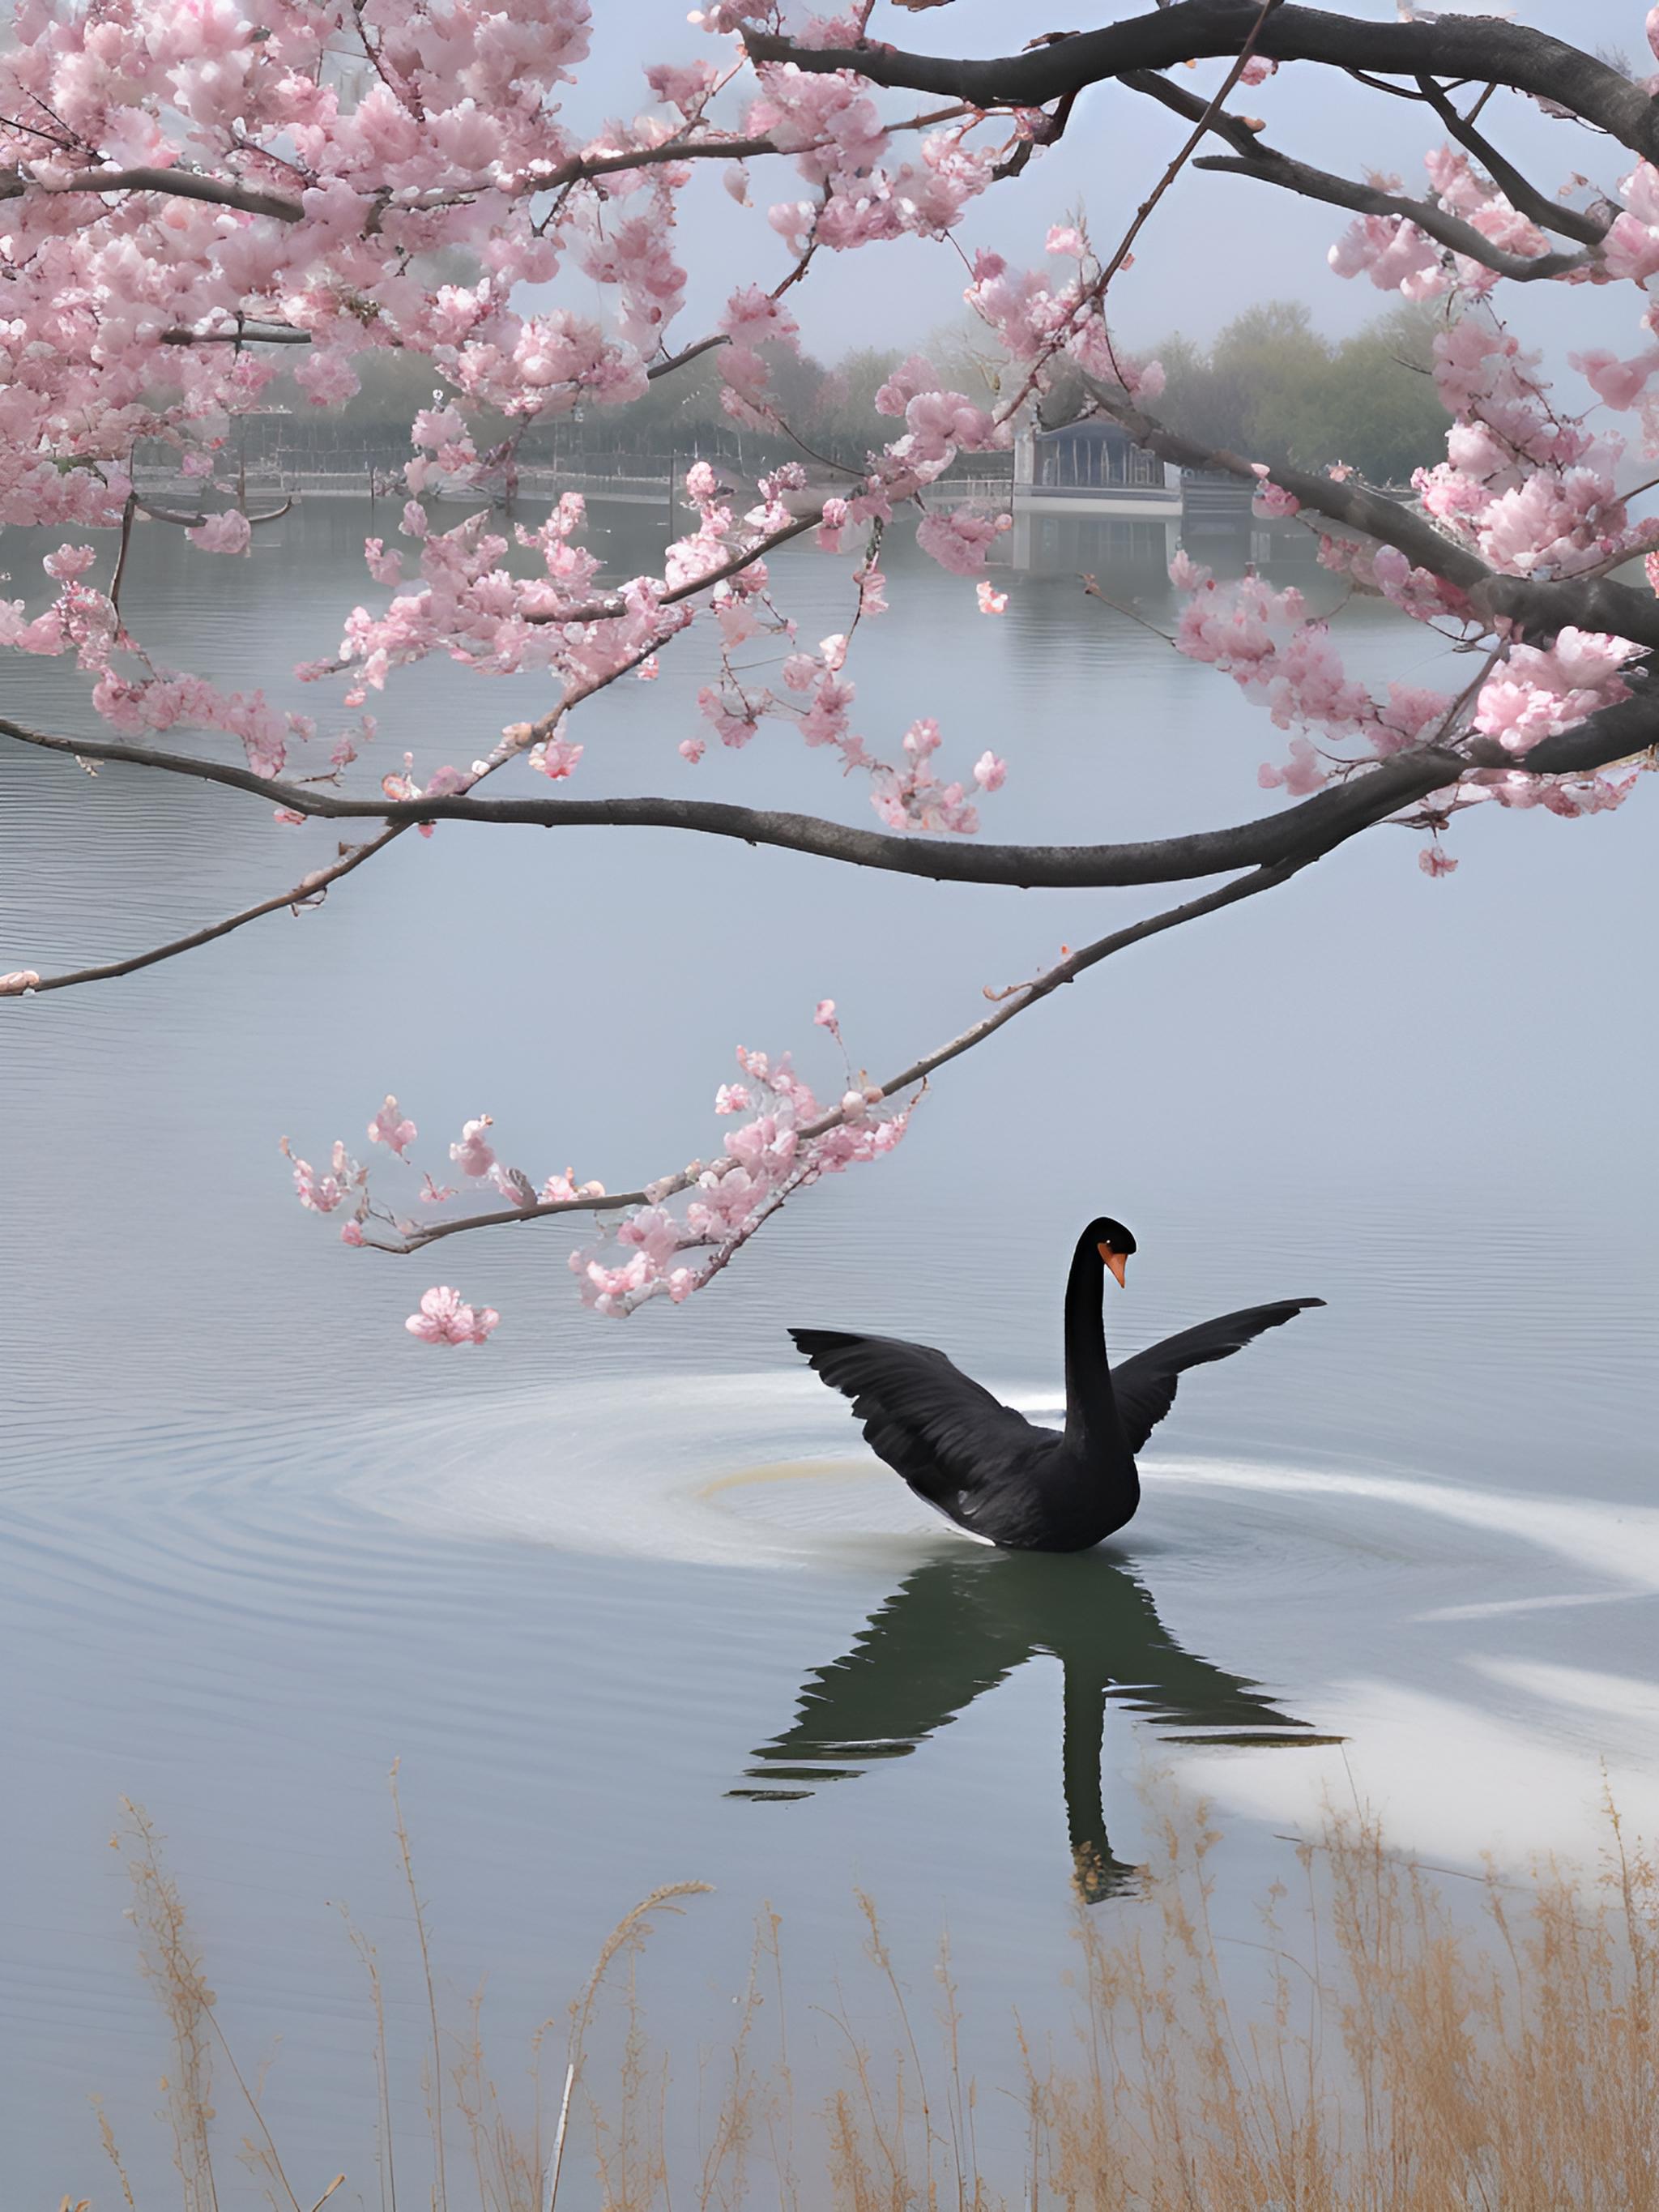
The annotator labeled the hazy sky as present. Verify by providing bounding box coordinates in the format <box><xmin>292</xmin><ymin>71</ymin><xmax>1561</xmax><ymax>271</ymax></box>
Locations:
<box><xmin>570</xmin><ymin>1</ymin><xmax>1651</xmax><ymax>361</ymax></box>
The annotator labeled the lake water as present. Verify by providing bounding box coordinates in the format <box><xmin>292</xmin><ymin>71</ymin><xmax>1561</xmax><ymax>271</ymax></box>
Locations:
<box><xmin>2</xmin><ymin>498</ymin><xmax>1657</xmax><ymax>2202</ymax></box>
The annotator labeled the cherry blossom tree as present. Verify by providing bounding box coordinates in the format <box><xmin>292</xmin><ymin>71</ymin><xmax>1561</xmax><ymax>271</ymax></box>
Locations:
<box><xmin>3</xmin><ymin>0</ymin><xmax>1658</xmax><ymax>1336</ymax></box>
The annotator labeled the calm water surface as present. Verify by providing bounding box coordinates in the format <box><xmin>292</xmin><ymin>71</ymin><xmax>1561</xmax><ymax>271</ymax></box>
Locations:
<box><xmin>2</xmin><ymin>502</ymin><xmax>1657</xmax><ymax>2199</ymax></box>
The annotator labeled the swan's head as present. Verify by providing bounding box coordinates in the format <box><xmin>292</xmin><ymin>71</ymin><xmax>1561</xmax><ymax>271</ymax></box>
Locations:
<box><xmin>1085</xmin><ymin>1216</ymin><xmax>1137</xmax><ymax>1289</ymax></box>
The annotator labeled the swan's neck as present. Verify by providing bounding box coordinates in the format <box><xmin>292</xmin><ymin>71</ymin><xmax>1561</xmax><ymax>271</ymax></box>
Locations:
<box><xmin>1063</xmin><ymin>1237</ymin><xmax>1122</xmax><ymax>1454</ymax></box>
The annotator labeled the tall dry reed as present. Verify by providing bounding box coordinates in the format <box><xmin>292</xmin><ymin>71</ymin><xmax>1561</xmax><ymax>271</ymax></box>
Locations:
<box><xmin>82</xmin><ymin>1782</ymin><xmax>1659</xmax><ymax>2212</ymax></box>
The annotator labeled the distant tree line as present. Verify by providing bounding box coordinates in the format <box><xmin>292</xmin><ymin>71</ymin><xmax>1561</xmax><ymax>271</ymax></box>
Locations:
<box><xmin>228</xmin><ymin>300</ymin><xmax>1448</xmax><ymax>489</ymax></box>
<box><xmin>1151</xmin><ymin>301</ymin><xmax>1448</xmax><ymax>490</ymax></box>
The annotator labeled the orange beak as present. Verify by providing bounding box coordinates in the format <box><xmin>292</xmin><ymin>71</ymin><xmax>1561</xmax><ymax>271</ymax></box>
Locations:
<box><xmin>1098</xmin><ymin>1243</ymin><xmax>1128</xmax><ymax>1288</ymax></box>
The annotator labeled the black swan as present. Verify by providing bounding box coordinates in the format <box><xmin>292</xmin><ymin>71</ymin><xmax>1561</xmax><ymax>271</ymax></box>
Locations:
<box><xmin>789</xmin><ymin>1217</ymin><xmax>1322</xmax><ymax>1553</ymax></box>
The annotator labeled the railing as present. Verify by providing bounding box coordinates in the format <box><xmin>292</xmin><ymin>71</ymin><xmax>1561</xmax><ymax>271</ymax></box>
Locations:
<box><xmin>129</xmin><ymin>461</ymin><xmax>1023</xmax><ymax>507</ymax></box>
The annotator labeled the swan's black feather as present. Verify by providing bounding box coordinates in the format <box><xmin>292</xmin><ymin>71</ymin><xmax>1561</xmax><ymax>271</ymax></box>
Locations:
<box><xmin>1111</xmin><ymin>1298</ymin><xmax>1326</xmax><ymax>1454</ymax></box>
<box><xmin>787</xmin><ymin>1328</ymin><xmax>1044</xmax><ymax>1505</ymax></box>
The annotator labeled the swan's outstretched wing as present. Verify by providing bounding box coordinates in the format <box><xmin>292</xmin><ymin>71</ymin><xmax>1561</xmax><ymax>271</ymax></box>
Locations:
<box><xmin>1111</xmin><ymin>1298</ymin><xmax>1324</xmax><ymax>1454</ymax></box>
<box><xmin>788</xmin><ymin>1328</ymin><xmax>1045</xmax><ymax>1505</ymax></box>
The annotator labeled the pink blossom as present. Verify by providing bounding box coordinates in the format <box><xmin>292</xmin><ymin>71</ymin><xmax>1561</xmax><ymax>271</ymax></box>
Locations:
<box><xmin>1571</xmin><ymin>347</ymin><xmax>1659</xmax><ymax>412</ymax></box>
<box><xmin>1418</xmin><ymin>845</ymin><xmax>1459</xmax><ymax>878</ymax></box>
<box><xmin>187</xmin><ymin>510</ymin><xmax>252</xmax><ymax>557</ymax></box>
<box><xmin>976</xmin><ymin>582</ymin><xmax>1009</xmax><ymax>615</ymax></box>
<box><xmin>43</xmin><ymin>544</ymin><xmax>97</xmax><ymax>583</ymax></box>
<box><xmin>450</xmin><ymin>1117</ymin><xmax>497</xmax><ymax>1177</ymax></box>
<box><xmin>813</xmin><ymin>998</ymin><xmax>838</xmax><ymax>1026</ymax></box>
<box><xmin>368</xmin><ymin>1095</ymin><xmax>417</xmax><ymax>1156</ymax></box>
<box><xmin>1250</xmin><ymin>467</ymin><xmax>1302</xmax><ymax>520</ymax></box>
<box><xmin>531</xmin><ymin>737</ymin><xmax>583</xmax><ymax>780</ymax></box>
<box><xmin>915</xmin><ymin>509</ymin><xmax>1011</xmax><ymax>578</ymax></box>
<box><xmin>972</xmin><ymin>750</ymin><xmax>1007</xmax><ymax>792</ymax></box>
<box><xmin>406</xmin><ymin>1287</ymin><xmax>501</xmax><ymax>1346</ymax></box>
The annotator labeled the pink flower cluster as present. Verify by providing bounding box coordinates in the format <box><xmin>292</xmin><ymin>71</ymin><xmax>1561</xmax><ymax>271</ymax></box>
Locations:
<box><xmin>572</xmin><ymin>1033</ymin><xmax>913</xmax><ymax>1317</ymax></box>
<box><xmin>1330</xmin><ymin>145</ymin><xmax>1555</xmax><ymax>300</ymax></box>
<box><xmin>406</xmin><ymin>1286</ymin><xmax>500</xmax><ymax>1346</ymax></box>
<box><xmin>693</xmin><ymin>626</ymin><xmax>1008</xmax><ymax>834</ymax></box>
<box><xmin>284</xmin><ymin>1014</ymin><xmax>914</xmax><ymax>1326</ymax></box>
<box><xmin>1170</xmin><ymin>553</ymin><xmax>1455</xmax><ymax>792</ymax></box>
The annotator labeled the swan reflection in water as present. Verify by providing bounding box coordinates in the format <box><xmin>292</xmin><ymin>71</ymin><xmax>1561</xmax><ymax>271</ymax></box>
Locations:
<box><xmin>731</xmin><ymin>1549</ymin><xmax>1341</xmax><ymax>1902</ymax></box>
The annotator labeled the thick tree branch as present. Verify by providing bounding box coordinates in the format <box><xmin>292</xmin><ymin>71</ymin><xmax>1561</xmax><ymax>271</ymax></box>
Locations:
<box><xmin>1479</xmin><ymin>681</ymin><xmax>1659</xmax><ymax>778</ymax></box>
<box><xmin>7</xmin><ymin>163</ymin><xmax>306</xmax><ymax>221</ymax></box>
<box><xmin>7</xmin><ymin>674</ymin><xmax>1651</xmax><ymax>918</ymax></box>
<box><xmin>160</xmin><ymin>322</ymin><xmax>312</xmax><ymax>346</ymax></box>
<box><xmin>1078</xmin><ymin>378</ymin><xmax>1659</xmax><ymax>651</ymax></box>
<box><xmin>0</xmin><ymin>711</ymin><xmax>1471</xmax><ymax>888</ymax></box>
<box><xmin>743</xmin><ymin>4</ymin><xmax>1659</xmax><ymax>163</ymax></box>
<box><xmin>132</xmin><ymin>497</ymin><xmax>293</xmax><ymax>527</ymax></box>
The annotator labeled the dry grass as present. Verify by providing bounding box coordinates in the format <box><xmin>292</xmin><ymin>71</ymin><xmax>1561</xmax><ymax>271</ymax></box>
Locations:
<box><xmin>81</xmin><ymin>1781</ymin><xmax>1659</xmax><ymax>2211</ymax></box>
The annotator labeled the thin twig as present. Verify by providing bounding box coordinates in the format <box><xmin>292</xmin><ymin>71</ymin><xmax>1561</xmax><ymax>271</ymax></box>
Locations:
<box><xmin>2</xmin><ymin>824</ymin><xmax>401</xmax><ymax>994</ymax></box>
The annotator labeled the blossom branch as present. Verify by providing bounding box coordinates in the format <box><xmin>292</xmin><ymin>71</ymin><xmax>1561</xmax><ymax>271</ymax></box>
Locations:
<box><xmin>522</xmin><ymin>512</ymin><xmax>821</xmax><ymax>626</ymax></box>
<box><xmin>373</xmin><ymin>860</ymin><xmax>1305</xmax><ymax>1255</ymax></box>
<box><xmin>1189</xmin><ymin>147</ymin><xmax>1593</xmax><ymax>284</ymax></box>
<box><xmin>1120</xmin><ymin>62</ymin><xmax>1601</xmax><ymax>282</ymax></box>
<box><xmin>1076</xmin><ymin>378</ymin><xmax>1659</xmax><ymax>650</ymax></box>
<box><xmin>1411</xmin><ymin>76</ymin><xmax>1611</xmax><ymax>247</ymax></box>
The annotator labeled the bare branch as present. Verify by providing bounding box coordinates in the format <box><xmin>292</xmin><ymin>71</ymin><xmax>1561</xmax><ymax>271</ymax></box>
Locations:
<box><xmin>6</xmin><ymin>827</ymin><xmax>402</xmax><ymax>996</ymax></box>
<box><xmin>743</xmin><ymin>4</ymin><xmax>1659</xmax><ymax>163</ymax></box>
<box><xmin>1090</xmin><ymin>0</ymin><xmax>1284</xmax><ymax>301</ymax></box>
